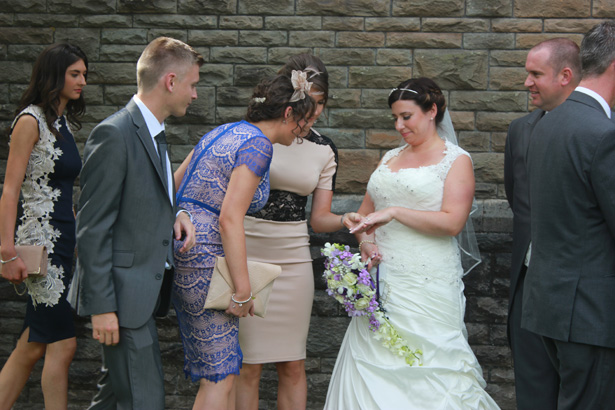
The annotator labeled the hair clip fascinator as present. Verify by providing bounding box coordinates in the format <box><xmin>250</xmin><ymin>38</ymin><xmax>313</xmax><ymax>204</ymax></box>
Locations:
<box><xmin>253</xmin><ymin>97</ymin><xmax>266</xmax><ymax>103</ymax></box>
<box><xmin>389</xmin><ymin>87</ymin><xmax>418</xmax><ymax>96</ymax></box>
<box><xmin>305</xmin><ymin>67</ymin><xmax>325</xmax><ymax>96</ymax></box>
<box><xmin>305</xmin><ymin>66</ymin><xmax>322</xmax><ymax>80</ymax></box>
<box><xmin>290</xmin><ymin>70</ymin><xmax>313</xmax><ymax>102</ymax></box>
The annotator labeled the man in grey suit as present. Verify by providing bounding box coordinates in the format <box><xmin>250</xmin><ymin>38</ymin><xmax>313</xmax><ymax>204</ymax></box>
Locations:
<box><xmin>504</xmin><ymin>38</ymin><xmax>580</xmax><ymax>409</ymax></box>
<box><xmin>524</xmin><ymin>21</ymin><xmax>615</xmax><ymax>408</ymax></box>
<box><xmin>69</xmin><ymin>37</ymin><xmax>201</xmax><ymax>409</ymax></box>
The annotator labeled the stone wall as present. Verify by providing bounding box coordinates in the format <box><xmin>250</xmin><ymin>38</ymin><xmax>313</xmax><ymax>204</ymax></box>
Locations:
<box><xmin>1</xmin><ymin>1</ymin><xmax>613</xmax><ymax>409</ymax></box>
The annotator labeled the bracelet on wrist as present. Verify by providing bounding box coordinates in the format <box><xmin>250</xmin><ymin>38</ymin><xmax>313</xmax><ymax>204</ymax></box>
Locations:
<box><xmin>358</xmin><ymin>240</ymin><xmax>376</xmax><ymax>253</ymax></box>
<box><xmin>231</xmin><ymin>292</ymin><xmax>253</xmax><ymax>306</ymax></box>
<box><xmin>340</xmin><ymin>213</ymin><xmax>348</xmax><ymax>227</ymax></box>
<box><xmin>0</xmin><ymin>255</ymin><xmax>19</xmax><ymax>264</ymax></box>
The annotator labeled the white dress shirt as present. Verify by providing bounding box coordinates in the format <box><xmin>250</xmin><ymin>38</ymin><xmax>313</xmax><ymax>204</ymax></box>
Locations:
<box><xmin>575</xmin><ymin>86</ymin><xmax>612</xmax><ymax>118</ymax></box>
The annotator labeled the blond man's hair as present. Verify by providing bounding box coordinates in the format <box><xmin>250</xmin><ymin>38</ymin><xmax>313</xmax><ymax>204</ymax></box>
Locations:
<box><xmin>136</xmin><ymin>37</ymin><xmax>204</xmax><ymax>92</ymax></box>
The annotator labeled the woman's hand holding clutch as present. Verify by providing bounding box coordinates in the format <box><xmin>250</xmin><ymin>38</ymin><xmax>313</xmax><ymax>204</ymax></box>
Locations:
<box><xmin>225</xmin><ymin>294</ymin><xmax>255</xmax><ymax>317</ymax></box>
<box><xmin>0</xmin><ymin>253</ymin><xmax>28</xmax><ymax>284</ymax></box>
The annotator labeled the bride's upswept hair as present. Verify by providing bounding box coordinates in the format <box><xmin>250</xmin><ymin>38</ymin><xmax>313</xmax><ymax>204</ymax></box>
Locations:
<box><xmin>388</xmin><ymin>77</ymin><xmax>447</xmax><ymax>124</ymax></box>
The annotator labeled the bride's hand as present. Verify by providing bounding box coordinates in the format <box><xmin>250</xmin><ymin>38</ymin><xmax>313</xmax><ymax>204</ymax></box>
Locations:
<box><xmin>349</xmin><ymin>210</ymin><xmax>392</xmax><ymax>235</ymax></box>
<box><xmin>360</xmin><ymin>242</ymin><xmax>382</xmax><ymax>269</ymax></box>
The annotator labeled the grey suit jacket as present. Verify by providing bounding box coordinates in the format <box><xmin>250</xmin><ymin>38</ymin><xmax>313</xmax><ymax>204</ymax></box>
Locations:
<box><xmin>524</xmin><ymin>91</ymin><xmax>615</xmax><ymax>348</ymax></box>
<box><xmin>69</xmin><ymin>99</ymin><xmax>176</xmax><ymax>329</ymax></box>
<box><xmin>504</xmin><ymin>109</ymin><xmax>544</xmax><ymax>327</ymax></box>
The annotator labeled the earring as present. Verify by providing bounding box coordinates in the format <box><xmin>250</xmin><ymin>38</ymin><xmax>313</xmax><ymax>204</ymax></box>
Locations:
<box><xmin>430</xmin><ymin>117</ymin><xmax>433</xmax><ymax>121</ymax></box>
<box><xmin>282</xmin><ymin>120</ymin><xmax>287</xmax><ymax>124</ymax></box>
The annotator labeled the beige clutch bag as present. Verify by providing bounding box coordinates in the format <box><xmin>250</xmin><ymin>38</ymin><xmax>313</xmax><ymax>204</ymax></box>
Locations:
<box><xmin>204</xmin><ymin>257</ymin><xmax>282</xmax><ymax>318</ymax></box>
<box><xmin>0</xmin><ymin>245</ymin><xmax>48</xmax><ymax>277</ymax></box>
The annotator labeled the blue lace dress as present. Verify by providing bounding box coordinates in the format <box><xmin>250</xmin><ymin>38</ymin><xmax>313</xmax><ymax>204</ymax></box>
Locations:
<box><xmin>172</xmin><ymin>120</ymin><xmax>273</xmax><ymax>382</ymax></box>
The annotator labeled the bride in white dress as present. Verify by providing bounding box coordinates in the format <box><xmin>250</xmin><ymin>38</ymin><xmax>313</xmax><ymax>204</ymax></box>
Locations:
<box><xmin>324</xmin><ymin>78</ymin><xmax>499</xmax><ymax>409</ymax></box>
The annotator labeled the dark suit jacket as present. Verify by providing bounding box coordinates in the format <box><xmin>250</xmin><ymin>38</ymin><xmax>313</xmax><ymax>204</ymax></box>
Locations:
<box><xmin>504</xmin><ymin>108</ymin><xmax>544</xmax><ymax>335</ymax></box>
<box><xmin>524</xmin><ymin>91</ymin><xmax>615</xmax><ymax>348</ymax></box>
<box><xmin>69</xmin><ymin>99</ymin><xmax>176</xmax><ymax>329</ymax></box>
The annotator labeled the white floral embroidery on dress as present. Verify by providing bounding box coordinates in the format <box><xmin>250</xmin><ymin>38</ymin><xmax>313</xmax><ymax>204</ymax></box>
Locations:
<box><xmin>11</xmin><ymin>105</ymin><xmax>66</xmax><ymax>307</ymax></box>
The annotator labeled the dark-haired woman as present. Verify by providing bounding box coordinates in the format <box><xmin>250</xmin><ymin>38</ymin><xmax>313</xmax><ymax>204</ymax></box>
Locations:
<box><xmin>172</xmin><ymin>70</ymin><xmax>315</xmax><ymax>409</ymax></box>
<box><xmin>0</xmin><ymin>43</ymin><xmax>87</xmax><ymax>410</ymax></box>
<box><xmin>324</xmin><ymin>78</ymin><xmax>498</xmax><ymax>409</ymax></box>
<box><xmin>236</xmin><ymin>54</ymin><xmax>347</xmax><ymax>410</ymax></box>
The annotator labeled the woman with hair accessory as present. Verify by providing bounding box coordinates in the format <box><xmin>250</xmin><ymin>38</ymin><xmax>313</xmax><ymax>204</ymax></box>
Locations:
<box><xmin>235</xmin><ymin>53</ymin><xmax>356</xmax><ymax>410</ymax></box>
<box><xmin>324</xmin><ymin>78</ymin><xmax>498</xmax><ymax>409</ymax></box>
<box><xmin>172</xmin><ymin>70</ymin><xmax>315</xmax><ymax>409</ymax></box>
<box><xmin>0</xmin><ymin>43</ymin><xmax>87</xmax><ymax>409</ymax></box>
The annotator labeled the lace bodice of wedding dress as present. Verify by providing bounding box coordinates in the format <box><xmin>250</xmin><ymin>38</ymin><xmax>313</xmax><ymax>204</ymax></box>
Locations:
<box><xmin>369</xmin><ymin>141</ymin><xmax>467</xmax><ymax>288</ymax></box>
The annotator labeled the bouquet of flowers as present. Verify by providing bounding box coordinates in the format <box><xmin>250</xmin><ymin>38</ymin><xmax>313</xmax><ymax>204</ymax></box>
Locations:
<box><xmin>321</xmin><ymin>242</ymin><xmax>422</xmax><ymax>366</ymax></box>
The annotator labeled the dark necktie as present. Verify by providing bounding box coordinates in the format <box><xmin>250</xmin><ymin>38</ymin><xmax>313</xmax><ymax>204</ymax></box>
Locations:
<box><xmin>155</xmin><ymin>131</ymin><xmax>174</xmax><ymax>268</ymax></box>
<box><xmin>155</xmin><ymin>130</ymin><xmax>169</xmax><ymax>194</ymax></box>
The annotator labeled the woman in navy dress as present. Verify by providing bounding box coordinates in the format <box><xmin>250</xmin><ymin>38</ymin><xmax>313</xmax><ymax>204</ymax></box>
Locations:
<box><xmin>0</xmin><ymin>43</ymin><xmax>87</xmax><ymax>409</ymax></box>
<box><xmin>172</xmin><ymin>71</ymin><xmax>316</xmax><ymax>409</ymax></box>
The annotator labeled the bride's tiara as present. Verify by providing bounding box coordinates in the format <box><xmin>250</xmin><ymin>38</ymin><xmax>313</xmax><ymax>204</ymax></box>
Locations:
<box><xmin>389</xmin><ymin>87</ymin><xmax>418</xmax><ymax>96</ymax></box>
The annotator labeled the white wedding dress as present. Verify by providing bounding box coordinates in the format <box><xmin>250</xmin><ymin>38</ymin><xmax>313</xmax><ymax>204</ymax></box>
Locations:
<box><xmin>324</xmin><ymin>141</ymin><xmax>499</xmax><ymax>410</ymax></box>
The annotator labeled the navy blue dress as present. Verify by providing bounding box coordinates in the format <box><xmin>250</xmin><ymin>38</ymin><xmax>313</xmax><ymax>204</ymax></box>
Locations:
<box><xmin>12</xmin><ymin>107</ymin><xmax>82</xmax><ymax>343</ymax></box>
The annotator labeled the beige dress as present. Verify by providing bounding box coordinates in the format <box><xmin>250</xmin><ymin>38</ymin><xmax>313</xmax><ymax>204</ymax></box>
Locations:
<box><xmin>239</xmin><ymin>130</ymin><xmax>337</xmax><ymax>363</ymax></box>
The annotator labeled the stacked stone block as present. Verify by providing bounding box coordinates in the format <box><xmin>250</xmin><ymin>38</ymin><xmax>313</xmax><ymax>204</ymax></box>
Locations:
<box><xmin>1</xmin><ymin>1</ymin><xmax>614</xmax><ymax>408</ymax></box>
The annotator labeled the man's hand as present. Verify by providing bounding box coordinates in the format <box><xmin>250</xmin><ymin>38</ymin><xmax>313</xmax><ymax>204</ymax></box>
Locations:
<box><xmin>91</xmin><ymin>312</ymin><xmax>120</xmax><ymax>346</ymax></box>
<box><xmin>174</xmin><ymin>211</ymin><xmax>195</xmax><ymax>253</ymax></box>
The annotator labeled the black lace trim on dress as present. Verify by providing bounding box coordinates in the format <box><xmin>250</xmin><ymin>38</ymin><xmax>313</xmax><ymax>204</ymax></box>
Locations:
<box><xmin>249</xmin><ymin>190</ymin><xmax>308</xmax><ymax>222</ymax></box>
<box><xmin>249</xmin><ymin>129</ymin><xmax>337</xmax><ymax>222</ymax></box>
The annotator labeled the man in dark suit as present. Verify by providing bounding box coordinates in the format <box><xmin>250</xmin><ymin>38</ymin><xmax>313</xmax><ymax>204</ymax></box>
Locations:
<box><xmin>524</xmin><ymin>21</ymin><xmax>615</xmax><ymax>408</ymax></box>
<box><xmin>504</xmin><ymin>38</ymin><xmax>580</xmax><ymax>409</ymax></box>
<box><xmin>69</xmin><ymin>37</ymin><xmax>202</xmax><ymax>409</ymax></box>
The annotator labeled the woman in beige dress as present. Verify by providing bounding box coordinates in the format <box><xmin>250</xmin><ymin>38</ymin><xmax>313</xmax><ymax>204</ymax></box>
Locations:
<box><xmin>235</xmin><ymin>54</ymin><xmax>352</xmax><ymax>409</ymax></box>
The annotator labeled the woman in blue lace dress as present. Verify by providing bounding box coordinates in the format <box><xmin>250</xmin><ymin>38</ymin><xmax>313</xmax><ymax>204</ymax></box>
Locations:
<box><xmin>0</xmin><ymin>43</ymin><xmax>87</xmax><ymax>410</ymax></box>
<box><xmin>236</xmin><ymin>54</ymin><xmax>350</xmax><ymax>410</ymax></box>
<box><xmin>172</xmin><ymin>71</ymin><xmax>316</xmax><ymax>409</ymax></box>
